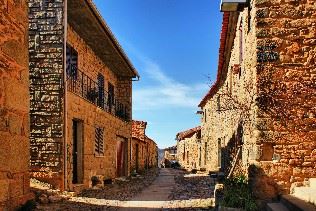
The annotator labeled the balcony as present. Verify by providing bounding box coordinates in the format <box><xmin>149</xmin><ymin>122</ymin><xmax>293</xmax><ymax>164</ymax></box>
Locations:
<box><xmin>67</xmin><ymin>69</ymin><xmax>130</xmax><ymax>122</ymax></box>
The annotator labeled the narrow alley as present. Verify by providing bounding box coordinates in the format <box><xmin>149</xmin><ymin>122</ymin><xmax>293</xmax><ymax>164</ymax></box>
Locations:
<box><xmin>1</xmin><ymin>0</ymin><xmax>315</xmax><ymax>210</ymax></box>
<box><xmin>34</xmin><ymin>169</ymin><xmax>214</xmax><ymax>211</ymax></box>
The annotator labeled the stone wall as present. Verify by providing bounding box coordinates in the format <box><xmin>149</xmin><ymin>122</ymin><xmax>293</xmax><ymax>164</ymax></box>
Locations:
<box><xmin>131</xmin><ymin>121</ymin><xmax>158</xmax><ymax>172</ymax></box>
<box><xmin>66</xmin><ymin>93</ymin><xmax>131</xmax><ymax>190</ymax></box>
<box><xmin>117</xmin><ymin>78</ymin><xmax>132</xmax><ymax>120</ymax></box>
<box><xmin>131</xmin><ymin>138</ymin><xmax>147</xmax><ymax>172</ymax></box>
<box><xmin>146</xmin><ymin>136</ymin><xmax>158</xmax><ymax>168</ymax></box>
<box><xmin>201</xmin><ymin>0</ymin><xmax>316</xmax><ymax>200</ymax></box>
<box><xmin>0</xmin><ymin>0</ymin><xmax>32</xmax><ymax>209</ymax></box>
<box><xmin>29</xmin><ymin>0</ymin><xmax>65</xmax><ymax>189</ymax></box>
<box><xmin>66</xmin><ymin>26</ymin><xmax>132</xmax><ymax>190</ymax></box>
<box><xmin>200</xmin><ymin>6</ymin><xmax>258</xmax><ymax>173</ymax></box>
<box><xmin>253</xmin><ymin>0</ymin><xmax>316</xmax><ymax>198</ymax></box>
<box><xmin>67</xmin><ymin>26</ymin><xmax>118</xmax><ymax>88</ymax></box>
<box><xmin>177</xmin><ymin>134</ymin><xmax>202</xmax><ymax>171</ymax></box>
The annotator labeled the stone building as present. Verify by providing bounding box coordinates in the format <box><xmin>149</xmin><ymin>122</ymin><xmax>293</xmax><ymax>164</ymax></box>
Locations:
<box><xmin>164</xmin><ymin>146</ymin><xmax>177</xmax><ymax>162</ymax></box>
<box><xmin>176</xmin><ymin>127</ymin><xmax>202</xmax><ymax>171</ymax></box>
<box><xmin>0</xmin><ymin>1</ymin><xmax>33</xmax><ymax>210</ymax></box>
<box><xmin>146</xmin><ymin>135</ymin><xmax>159</xmax><ymax>169</ymax></box>
<box><xmin>29</xmin><ymin>0</ymin><xmax>139</xmax><ymax>191</ymax></box>
<box><xmin>131</xmin><ymin>120</ymin><xmax>158</xmax><ymax>173</ymax></box>
<box><xmin>199</xmin><ymin>0</ymin><xmax>316</xmax><ymax>200</ymax></box>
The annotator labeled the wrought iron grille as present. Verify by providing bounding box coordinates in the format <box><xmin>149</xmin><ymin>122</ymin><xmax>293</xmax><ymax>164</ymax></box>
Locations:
<box><xmin>67</xmin><ymin>68</ymin><xmax>130</xmax><ymax>121</ymax></box>
<box><xmin>95</xmin><ymin>127</ymin><xmax>104</xmax><ymax>156</ymax></box>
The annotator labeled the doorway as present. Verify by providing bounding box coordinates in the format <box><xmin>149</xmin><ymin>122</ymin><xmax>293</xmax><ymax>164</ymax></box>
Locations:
<box><xmin>116</xmin><ymin>137</ymin><xmax>128</xmax><ymax>177</ymax></box>
<box><xmin>136</xmin><ymin>144</ymin><xmax>139</xmax><ymax>172</ymax></box>
<box><xmin>72</xmin><ymin>120</ymin><xmax>83</xmax><ymax>184</ymax></box>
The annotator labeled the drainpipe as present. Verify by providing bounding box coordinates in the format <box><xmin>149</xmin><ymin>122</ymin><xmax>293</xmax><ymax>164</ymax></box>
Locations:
<box><xmin>131</xmin><ymin>75</ymin><xmax>140</xmax><ymax>81</ymax></box>
<box><xmin>63</xmin><ymin>0</ymin><xmax>68</xmax><ymax>191</ymax></box>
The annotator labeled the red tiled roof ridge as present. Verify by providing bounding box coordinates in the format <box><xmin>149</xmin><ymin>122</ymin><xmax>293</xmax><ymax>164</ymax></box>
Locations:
<box><xmin>176</xmin><ymin>126</ymin><xmax>201</xmax><ymax>141</ymax></box>
<box><xmin>132</xmin><ymin>120</ymin><xmax>147</xmax><ymax>126</ymax></box>
<box><xmin>132</xmin><ymin>120</ymin><xmax>147</xmax><ymax>141</ymax></box>
<box><xmin>199</xmin><ymin>12</ymin><xmax>230</xmax><ymax>107</ymax></box>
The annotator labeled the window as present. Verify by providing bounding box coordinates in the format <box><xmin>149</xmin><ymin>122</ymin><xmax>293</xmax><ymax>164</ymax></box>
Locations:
<box><xmin>95</xmin><ymin>127</ymin><xmax>104</xmax><ymax>156</ymax></box>
<box><xmin>248</xmin><ymin>1</ymin><xmax>252</xmax><ymax>33</ymax></box>
<box><xmin>199</xmin><ymin>147</ymin><xmax>202</xmax><ymax>167</ymax></box>
<box><xmin>187</xmin><ymin>151</ymin><xmax>190</xmax><ymax>165</ymax></box>
<box><xmin>204</xmin><ymin>142</ymin><xmax>208</xmax><ymax>165</ymax></box>
<box><xmin>217</xmin><ymin>95</ymin><xmax>221</xmax><ymax>111</ymax></box>
<box><xmin>197</xmin><ymin>130</ymin><xmax>201</xmax><ymax>139</ymax></box>
<box><xmin>261</xmin><ymin>143</ymin><xmax>274</xmax><ymax>161</ymax></box>
<box><xmin>239</xmin><ymin>19</ymin><xmax>244</xmax><ymax>64</ymax></box>
<box><xmin>204</xmin><ymin>109</ymin><xmax>207</xmax><ymax>122</ymax></box>
<box><xmin>229</xmin><ymin>72</ymin><xmax>233</xmax><ymax>94</ymax></box>
<box><xmin>108</xmin><ymin>82</ymin><xmax>115</xmax><ymax>112</ymax></box>
<box><xmin>239</xmin><ymin>67</ymin><xmax>242</xmax><ymax>79</ymax></box>
<box><xmin>218</xmin><ymin>139</ymin><xmax>222</xmax><ymax>168</ymax></box>
<box><xmin>183</xmin><ymin>144</ymin><xmax>186</xmax><ymax>161</ymax></box>
<box><xmin>97</xmin><ymin>73</ymin><xmax>105</xmax><ymax>108</ymax></box>
<box><xmin>66</xmin><ymin>44</ymin><xmax>78</xmax><ymax>79</ymax></box>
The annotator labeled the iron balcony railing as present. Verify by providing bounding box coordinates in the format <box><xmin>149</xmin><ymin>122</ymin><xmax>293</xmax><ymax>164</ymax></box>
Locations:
<box><xmin>67</xmin><ymin>69</ymin><xmax>130</xmax><ymax>121</ymax></box>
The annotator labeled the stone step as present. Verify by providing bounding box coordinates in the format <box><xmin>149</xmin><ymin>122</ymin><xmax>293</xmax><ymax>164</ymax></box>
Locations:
<box><xmin>310</xmin><ymin>178</ymin><xmax>316</xmax><ymax>189</ymax></box>
<box><xmin>293</xmin><ymin>187</ymin><xmax>316</xmax><ymax>206</ymax></box>
<box><xmin>266</xmin><ymin>203</ymin><xmax>289</xmax><ymax>211</ymax></box>
<box><xmin>281</xmin><ymin>195</ymin><xmax>316</xmax><ymax>211</ymax></box>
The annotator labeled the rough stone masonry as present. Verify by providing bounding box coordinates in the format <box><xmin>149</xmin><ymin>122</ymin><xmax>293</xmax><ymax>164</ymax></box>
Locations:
<box><xmin>0</xmin><ymin>0</ymin><xmax>32</xmax><ymax>209</ymax></box>
<box><xmin>199</xmin><ymin>0</ymin><xmax>316</xmax><ymax>201</ymax></box>
<box><xmin>29</xmin><ymin>0</ymin><xmax>65</xmax><ymax>188</ymax></box>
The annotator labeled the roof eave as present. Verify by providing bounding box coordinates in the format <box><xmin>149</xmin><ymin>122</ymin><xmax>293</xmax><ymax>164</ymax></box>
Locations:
<box><xmin>84</xmin><ymin>0</ymin><xmax>140</xmax><ymax>78</ymax></box>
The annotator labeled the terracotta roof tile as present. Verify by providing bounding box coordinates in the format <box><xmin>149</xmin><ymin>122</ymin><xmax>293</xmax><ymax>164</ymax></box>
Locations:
<box><xmin>199</xmin><ymin>12</ymin><xmax>230</xmax><ymax>107</ymax></box>
<box><xmin>132</xmin><ymin>120</ymin><xmax>147</xmax><ymax>142</ymax></box>
<box><xmin>176</xmin><ymin>126</ymin><xmax>201</xmax><ymax>141</ymax></box>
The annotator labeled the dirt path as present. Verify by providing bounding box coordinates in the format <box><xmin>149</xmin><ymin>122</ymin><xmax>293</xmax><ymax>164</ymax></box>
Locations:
<box><xmin>34</xmin><ymin>168</ymin><xmax>214</xmax><ymax>210</ymax></box>
<box><xmin>118</xmin><ymin>168</ymin><xmax>214</xmax><ymax>210</ymax></box>
<box><xmin>118</xmin><ymin>168</ymin><xmax>177</xmax><ymax>210</ymax></box>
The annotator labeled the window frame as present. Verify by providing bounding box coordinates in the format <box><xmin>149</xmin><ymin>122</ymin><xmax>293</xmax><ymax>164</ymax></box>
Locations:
<box><xmin>95</xmin><ymin>126</ymin><xmax>105</xmax><ymax>157</ymax></box>
<box><xmin>66</xmin><ymin>44</ymin><xmax>78</xmax><ymax>79</ymax></box>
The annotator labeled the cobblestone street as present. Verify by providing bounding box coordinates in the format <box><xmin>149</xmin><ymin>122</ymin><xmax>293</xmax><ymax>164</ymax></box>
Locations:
<box><xmin>34</xmin><ymin>168</ymin><xmax>214</xmax><ymax>210</ymax></box>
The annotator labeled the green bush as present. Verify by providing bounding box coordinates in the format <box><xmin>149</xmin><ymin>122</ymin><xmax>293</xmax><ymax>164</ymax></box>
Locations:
<box><xmin>220</xmin><ymin>175</ymin><xmax>257</xmax><ymax>211</ymax></box>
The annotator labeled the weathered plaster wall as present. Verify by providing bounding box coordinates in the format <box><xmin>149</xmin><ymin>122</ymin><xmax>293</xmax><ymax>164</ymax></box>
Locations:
<box><xmin>0</xmin><ymin>0</ymin><xmax>32</xmax><ymax>209</ymax></box>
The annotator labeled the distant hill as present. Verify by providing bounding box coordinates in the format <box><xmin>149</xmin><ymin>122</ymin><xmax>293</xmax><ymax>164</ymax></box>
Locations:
<box><xmin>158</xmin><ymin>148</ymin><xmax>165</xmax><ymax>167</ymax></box>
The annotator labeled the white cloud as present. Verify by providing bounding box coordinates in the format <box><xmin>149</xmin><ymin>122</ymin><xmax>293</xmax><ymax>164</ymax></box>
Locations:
<box><xmin>133</xmin><ymin>58</ymin><xmax>209</xmax><ymax>111</ymax></box>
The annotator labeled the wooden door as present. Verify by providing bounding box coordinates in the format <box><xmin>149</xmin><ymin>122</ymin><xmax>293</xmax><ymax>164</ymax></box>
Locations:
<box><xmin>136</xmin><ymin>144</ymin><xmax>139</xmax><ymax>172</ymax></box>
<box><xmin>116</xmin><ymin>137</ymin><xmax>127</xmax><ymax>177</ymax></box>
<box><xmin>72</xmin><ymin>120</ymin><xmax>83</xmax><ymax>184</ymax></box>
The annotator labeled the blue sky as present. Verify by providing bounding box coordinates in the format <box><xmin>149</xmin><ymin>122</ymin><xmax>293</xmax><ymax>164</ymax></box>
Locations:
<box><xmin>93</xmin><ymin>0</ymin><xmax>223</xmax><ymax>148</ymax></box>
